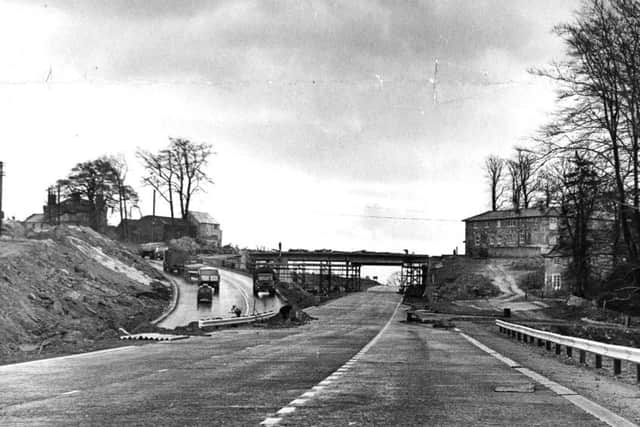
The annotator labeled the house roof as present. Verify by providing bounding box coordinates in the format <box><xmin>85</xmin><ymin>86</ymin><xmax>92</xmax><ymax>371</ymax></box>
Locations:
<box><xmin>118</xmin><ymin>216</ymin><xmax>189</xmax><ymax>227</ymax></box>
<box><xmin>188</xmin><ymin>211</ymin><xmax>219</xmax><ymax>224</ymax></box>
<box><xmin>25</xmin><ymin>213</ymin><xmax>46</xmax><ymax>223</ymax></box>
<box><xmin>463</xmin><ymin>207</ymin><xmax>560</xmax><ymax>222</ymax></box>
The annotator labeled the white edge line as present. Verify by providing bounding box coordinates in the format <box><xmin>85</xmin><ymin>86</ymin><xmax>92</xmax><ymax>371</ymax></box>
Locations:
<box><xmin>0</xmin><ymin>346</ymin><xmax>136</xmax><ymax>370</ymax></box>
<box><xmin>458</xmin><ymin>331</ymin><xmax>638</xmax><ymax>427</ymax></box>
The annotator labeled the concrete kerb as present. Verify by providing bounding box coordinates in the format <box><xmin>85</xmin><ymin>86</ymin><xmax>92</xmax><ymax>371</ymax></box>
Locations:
<box><xmin>151</xmin><ymin>272</ymin><xmax>180</xmax><ymax>325</ymax></box>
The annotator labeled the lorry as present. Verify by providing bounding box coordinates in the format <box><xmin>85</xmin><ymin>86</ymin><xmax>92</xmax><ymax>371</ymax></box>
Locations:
<box><xmin>197</xmin><ymin>284</ymin><xmax>213</xmax><ymax>304</ymax></box>
<box><xmin>198</xmin><ymin>266</ymin><xmax>220</xmax><ymax>294</ymax></box>
<box><xmin>163</xmin><ymin>248</ymin><xmax>188</xmax><ymax>274</ymax></box>
<box><xmin>253</xmin><ymin>266</ymin><xmax>277</xmax><ymax>297</ymax></box>
<box><xmin>184</xmin><ymin>263</ymin><xmax>206</xmax><ymax>283</ymax></box>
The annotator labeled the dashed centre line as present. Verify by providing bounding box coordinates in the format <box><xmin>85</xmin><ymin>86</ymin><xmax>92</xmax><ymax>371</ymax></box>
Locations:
<box><xmin>259</xmin><ymin>300</ymin><xmax>402</xmax><ymax>426</ymax></box>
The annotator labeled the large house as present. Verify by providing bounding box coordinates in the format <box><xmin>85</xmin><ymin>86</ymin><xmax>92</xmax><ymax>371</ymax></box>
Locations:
<box><xmin>24</xmin><ymin>190</ymin><xmax>107</xmax><ymax>233</ymax></box>
<box><xmin>463</xmin><ymin>208</ymin><xmax>561</xmax><ymax>258</ymax></box>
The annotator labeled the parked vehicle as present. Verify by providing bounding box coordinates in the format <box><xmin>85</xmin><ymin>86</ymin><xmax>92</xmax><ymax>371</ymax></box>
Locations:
<box><xmin>199</xmin><ymin>266</ymin><xmax>220</xmax><ymax>293</ymax></box>
<box><xmin>197</xmin><ymin>284</ymin><xmax>213</xmax><ymax>304</ymax></box>
<box><xmin>253</xmin><ymin>266</ymin><xmax>277</xmax><ymax>297</ymax></box>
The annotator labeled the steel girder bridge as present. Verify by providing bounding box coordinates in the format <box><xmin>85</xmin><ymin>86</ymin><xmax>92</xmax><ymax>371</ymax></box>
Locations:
<box><xmin>248</xmin><ymin>250</ymin><xmax>429</xmax><ymax>294</ymax></box>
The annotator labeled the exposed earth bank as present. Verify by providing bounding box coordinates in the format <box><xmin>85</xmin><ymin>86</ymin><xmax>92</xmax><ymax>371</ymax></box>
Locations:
<box><xmin>0</xmin><ymin>224</ymin><xmax>171</xmax><ymax>365</ymax></box>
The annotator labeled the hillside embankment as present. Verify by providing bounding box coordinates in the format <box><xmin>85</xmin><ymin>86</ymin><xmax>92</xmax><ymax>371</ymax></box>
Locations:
<box><xmin>0</xmin><ymin>223</ymin><xmax>171</xmax><ymax>365</ymax></box>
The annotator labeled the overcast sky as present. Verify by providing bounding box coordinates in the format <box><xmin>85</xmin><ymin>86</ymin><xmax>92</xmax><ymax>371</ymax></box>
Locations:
<box><xmin>0</xmin><ymin>0</ymin><xmax>579</xmax><ymax>257</ymax></box>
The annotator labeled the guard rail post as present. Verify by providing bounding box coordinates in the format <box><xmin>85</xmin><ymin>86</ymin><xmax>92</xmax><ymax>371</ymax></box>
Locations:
<box><xmin>496</xmin><ymin>319</ymin><xmax>640</xmax><ymax>384</ymax></box>
<box><xmin>614</xmin><ymin>359</ymin><xmax>621</xmax><ymax>376</ymax></box>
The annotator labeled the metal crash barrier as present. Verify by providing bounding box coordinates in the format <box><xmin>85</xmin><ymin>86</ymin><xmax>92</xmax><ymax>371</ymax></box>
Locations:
<box><xmin>496</xmin><ymin>319</ymin><xmax>640</xmax><ymax>383</ymax></box>
<box><xmin>199</xmin><ymin>310</ymin><xmax>278</xmax><ymax>328</ymax></box>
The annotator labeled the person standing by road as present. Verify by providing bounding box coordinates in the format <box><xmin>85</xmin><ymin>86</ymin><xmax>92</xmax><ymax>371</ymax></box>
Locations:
<box><xmin>230</xmin><ymin>305</ymin><xmax>242</xmax><ymax>317</ymax></box>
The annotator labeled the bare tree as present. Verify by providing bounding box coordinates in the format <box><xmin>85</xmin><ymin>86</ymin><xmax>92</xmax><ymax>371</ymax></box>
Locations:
<box><xmin>514</xmin><ymin>149</ymin><xmax>537</xmax><ymax>209</ymax></box>
<box><xmin>136</xmin><ymin>148</ymin><xmax>177</xmax><ymax>219</ymax></box>
<box><xmin>167</xmin><ymin>138</ymin><xmax>214</xmax><ymax>219</ymax></box>
<box><xmin>138</xmin><ymin>138</ymin><xmax>214</xmax><ymax>220</ymax></box>
<box><xmin>109</xmin><ymin>156</ymin><xmax>139</xmax><ymax>239</ymax></box>
<box><xmin>533</xmin><ymin>0</ymin><xmax>638</xmax><ymax>259</ymax></box>
<box><xmin>507</xmin><ymin>160</ymin><xmax>521</xmax><ymax>210</ymax></box>
<box><xmin>484</xmin><ymin>155</ymin><xmax>504</xmax><ymax>211</ymax></box>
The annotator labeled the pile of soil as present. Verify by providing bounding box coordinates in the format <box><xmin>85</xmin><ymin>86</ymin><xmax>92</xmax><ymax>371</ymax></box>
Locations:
<box><xmin>0</xmin><ymin>225</ymin><xmax>171</xmax><ymax>364</ymax></box>
<box><xmin>437</xmin><ymin>273</ymin><xmax>500</xmax><ymax>300</ymax></box>
<box><xmin>254</xmin><ymin>281</ymin><xmax>319</xmax><ymax>328</ymax></box>
<box><xmin>425</xmin><ymin>256</ymin><xmax>501</xmax><ymax>301</ymax></box>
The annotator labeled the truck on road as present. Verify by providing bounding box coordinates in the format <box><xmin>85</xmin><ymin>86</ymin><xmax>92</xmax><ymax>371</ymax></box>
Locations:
<box><xmin>163</xmin><ymin>249</ymin><xmax>188</xmax><ymax>274</ymax></box>
<box><xmin>253</xmin><ymin>266</ymin><xmax>277</xmax><ymax>297</ymax></box>
<box><xmin>197</xmin><ymin>284</ymin><xmax>213</xmax><ymax>304</ymax></box>
<box><xmin>199</xmin><ymin>266</ymin><xmax>220</xmax><ymax>294</ymax></box>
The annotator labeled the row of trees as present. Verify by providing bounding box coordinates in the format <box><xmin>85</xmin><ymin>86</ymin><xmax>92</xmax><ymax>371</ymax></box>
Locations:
<box><xmin>54</xmin><ymin>138</ymin><xmax>214</xmax><ymax>238</ymax></box>
<box><xmin>483</xmin><ymin>0</ymin><xmax>640</xmax><ymax>303</ymax></box>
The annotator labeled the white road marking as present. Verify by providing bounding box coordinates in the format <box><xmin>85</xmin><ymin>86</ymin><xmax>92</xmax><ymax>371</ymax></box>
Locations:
<box><xmin>301</xmin><ymin>391</ymin><xmax>316</xmax><ymax>398</ymax></box>
<box><xmin>276</xmin><ymin>407</ymin><xmax>296</xmax><ymax>415</ymax></box>
<box><xmin>61</xmin><ymin>390</ymin><xmax>80</xmax><ymax>395</ymax></box>
<box><xmin>157</xmin><ymin>369</ymin><xmax>168</xmax><ymax>373</ymax></box>
<box><xmin>260</xmin><ymin>417</ymin><xmax>282</xmax><ymax>426</ymax></box>
<box><xmin>259</xmin><ymin>299</ymin><xmax>402</xmax><ymax>426</ymax></box>
<box><xmin>458</xmin><ymin>331</ymin><xmax>638</xmax><ymax>427</ymax></box>
<box><xmin>0</xmin><ymin>346</ymin><xmax>136</xmax><ymax>370</ymax></box>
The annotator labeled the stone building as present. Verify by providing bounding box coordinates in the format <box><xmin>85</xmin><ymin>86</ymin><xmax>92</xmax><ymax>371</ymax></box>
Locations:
<box><xmin>117</xmin><ymin>211</ymin><xmax>222</xmax><ymax>248</ymax></box>
<box><xmin>463</xmin><ymin>208</ymin><xmax>561</xmax><ymax>258</ymax></box>
<box><xmin>187</xmin><ymin>211</ymin><xmax>222</xmax><ymax>249</ymax></box>
<box><xmin>117</xmin><ymin>216</ymin><xmax>196</xmax><ymax>243</ymax></box>
<box><xmin>541</xmin><ymin>215</ymin><xmax>618</xmax><ymax>294</ymax></box>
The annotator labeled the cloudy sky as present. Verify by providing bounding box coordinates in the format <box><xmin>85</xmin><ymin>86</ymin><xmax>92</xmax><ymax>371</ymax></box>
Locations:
<box><xmin>0</xmin><ymin>0</ymin><xmax>578</xmax><ymax>257</ymax></box>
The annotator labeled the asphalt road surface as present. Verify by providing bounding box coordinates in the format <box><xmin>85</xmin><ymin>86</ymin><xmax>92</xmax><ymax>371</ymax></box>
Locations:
<box><xmin>158</xmin><ymin>268</ymin><xmax>283</xmax><ymax>329</ymax></box>
<box><xmin>0</xmin><ymin>288</ymin><xmax>622</xmax><ymax>426</ymax></box>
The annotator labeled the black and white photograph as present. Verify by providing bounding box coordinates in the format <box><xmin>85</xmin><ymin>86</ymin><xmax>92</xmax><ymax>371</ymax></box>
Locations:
<box><xmin>1</xmin><ymin>0</ymin><xmax>639</xmax><ymax>425</ymax></box>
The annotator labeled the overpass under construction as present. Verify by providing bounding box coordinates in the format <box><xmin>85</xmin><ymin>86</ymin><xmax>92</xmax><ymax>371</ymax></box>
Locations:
<box><xmin>248</xmin><ymin>249</ymin><xmax>429</xmax><ymax>294</ymax></box>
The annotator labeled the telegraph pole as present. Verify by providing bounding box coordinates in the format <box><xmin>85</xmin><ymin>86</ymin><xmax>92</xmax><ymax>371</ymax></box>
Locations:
<box><xmin>0</xmin><ymin>161</ymin><xmax>4</xmax><ymax>236</ymax></box>
<box><xmin>432</xmin><ymin>58</ymin><xmax>439</xmax><ymax>105</ymax></box>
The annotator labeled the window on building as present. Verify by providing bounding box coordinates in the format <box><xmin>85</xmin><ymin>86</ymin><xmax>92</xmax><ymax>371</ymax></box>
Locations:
<box><xmin>553</xmin><ymin>257</ymin><xmax>560</xmax><ymax>265</ymax></box>
<box><xmin>474</xmin><ymin>233</ymin><xmax>480</xmax><ymax>246</ymax></box>
<box><xmin>551</xmin><ymin>274</ymin><xmax>562</xmax><ymax>290</ymax></box>
<box><xmin>497</xmin><ymin>220</ymin><xmax>501</xmax><ymax>228</ymax></box>
<box><xmin>549</xmin><ymin>217</ymin><xmax>558</xmax><ymax>230</ymax></box>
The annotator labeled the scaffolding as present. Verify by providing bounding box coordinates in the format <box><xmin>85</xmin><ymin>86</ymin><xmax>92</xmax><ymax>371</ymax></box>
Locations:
<box><xmin>249</xmin><ymin>250</ymin><xmax>428</xmax><ymax>295</ymax></box>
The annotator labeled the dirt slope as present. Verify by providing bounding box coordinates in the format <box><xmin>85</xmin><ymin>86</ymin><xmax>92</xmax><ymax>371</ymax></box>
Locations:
<box><xmin>0</xmin><ymin>225</ymin><xmax>171</xmax><ymax>364</ymax></box>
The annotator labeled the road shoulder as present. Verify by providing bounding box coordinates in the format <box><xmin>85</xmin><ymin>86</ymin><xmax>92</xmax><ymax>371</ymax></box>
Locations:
<box><xmin>459</xmin><ymin>320</ymin><xmax>640</xmax><ymax>425</ymax></box>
